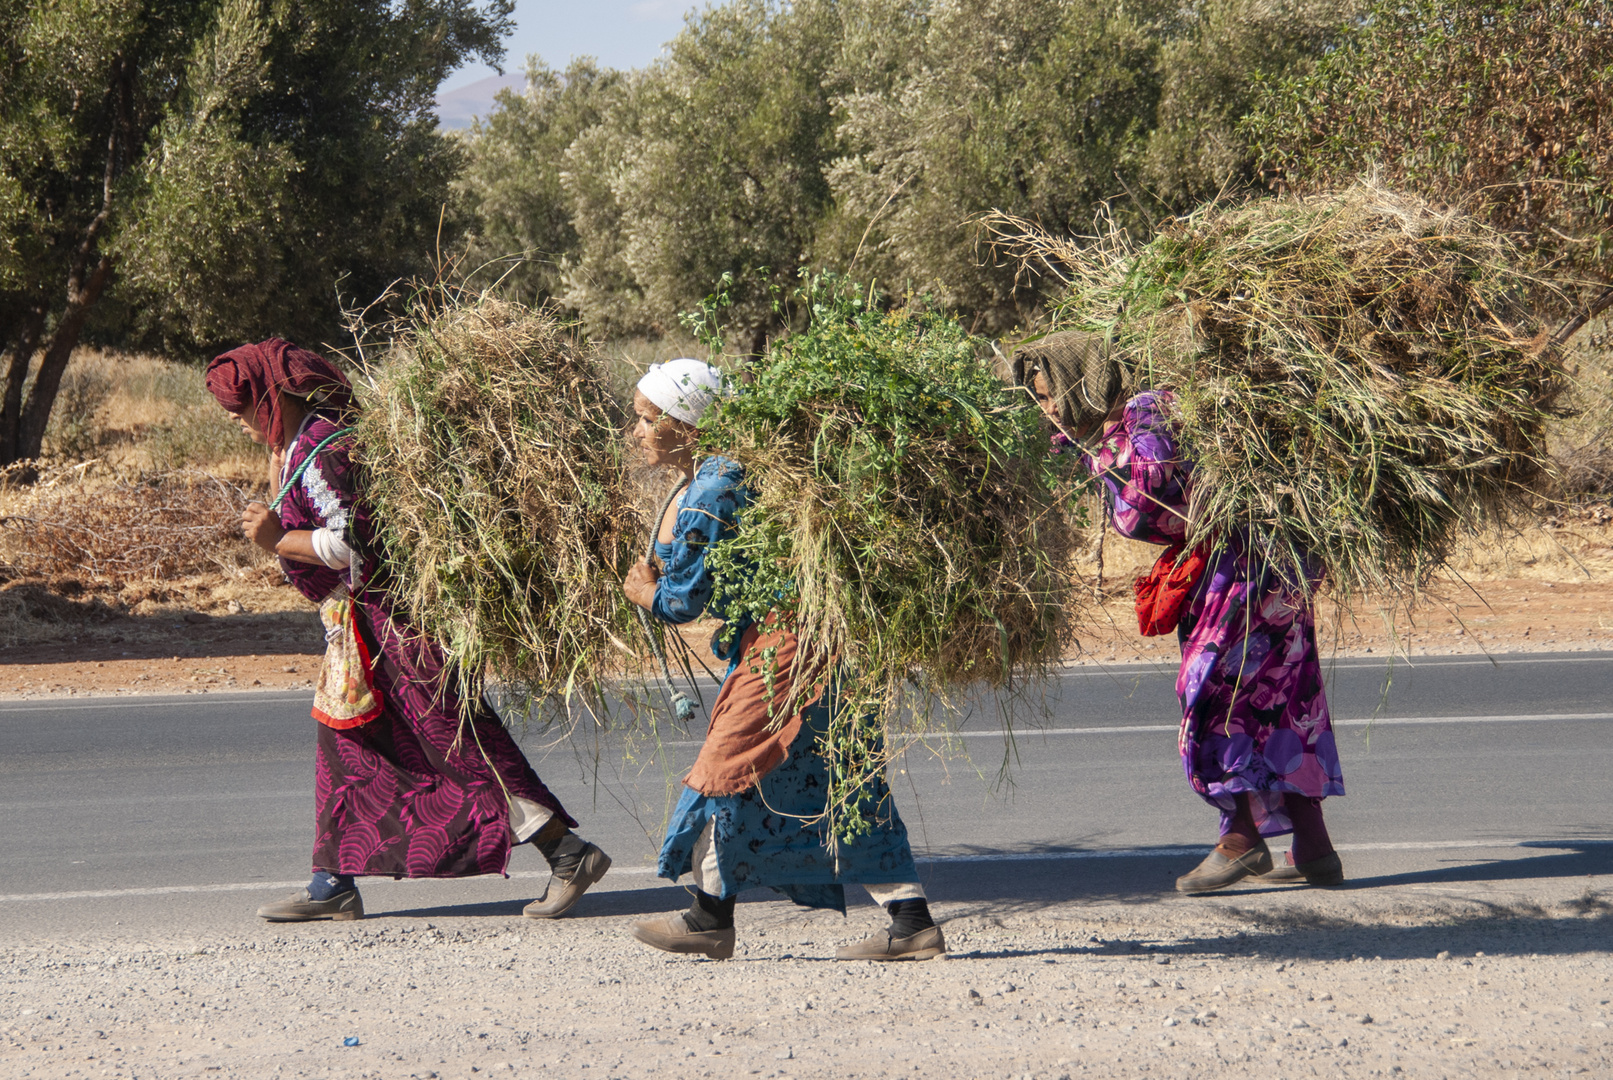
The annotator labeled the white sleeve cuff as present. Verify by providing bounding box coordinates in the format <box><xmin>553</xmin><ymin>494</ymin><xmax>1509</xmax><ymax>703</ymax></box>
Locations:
<box><xmin>310</xmin><ymin>526</ymin><xmax>352</xmax><ymax>569</ymax></box>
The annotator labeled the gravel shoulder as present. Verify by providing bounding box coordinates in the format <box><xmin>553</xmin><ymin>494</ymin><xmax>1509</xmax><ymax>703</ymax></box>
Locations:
<box><xmin>3</xmin><ymin>850</ymin><xmax>1610</xmax><ymax>1080</ymax></box>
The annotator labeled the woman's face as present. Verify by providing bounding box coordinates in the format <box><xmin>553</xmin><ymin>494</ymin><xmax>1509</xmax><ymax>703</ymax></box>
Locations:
<box><xmin>633</xmin><ymin>390</ymin><xmax>694</xmax><ymax>467</ymax></box>
<box><xmin>1032</xmin><ymin>371</ymin><xmax>1060</xmax><ymax>427</ymax></box>
<box><xmin>231</xmin><ymin>406</ymin><xmax>268</xmax><ymax>446</ymax></box>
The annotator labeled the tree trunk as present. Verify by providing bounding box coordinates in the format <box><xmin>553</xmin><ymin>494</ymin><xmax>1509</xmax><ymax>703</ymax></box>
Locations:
<box><xmin>14</xmin><ymin>254</ymin><xmax>115</xmax><ymax>463</ymax></box>
<box><xmin>0</xmin><ymin>305</ymin><xmax>49</xmax><ymax>466</ymax></box>
<box><xmin>3</xmin><ymin>66</ymin><xmax>124</xmax><ymax>469</ymax></box>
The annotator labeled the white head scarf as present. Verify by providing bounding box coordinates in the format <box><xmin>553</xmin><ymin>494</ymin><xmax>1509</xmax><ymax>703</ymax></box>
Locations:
<box><xmin>636</xmin><ymin>358</ymin><xmax>724</xmax><ymax>426</ymax></box>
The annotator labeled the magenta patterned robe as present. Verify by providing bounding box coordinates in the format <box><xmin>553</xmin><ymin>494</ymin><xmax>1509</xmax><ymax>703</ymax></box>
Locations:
<box><xmin>277</xmin><ymin>415</ymin><xmax>575</xmax><ymax>879</ymax></box>
<box><xmin>1087</xmin><ymin>391</ymin><xmax>1345</xmax><ymax>837</ymax></box>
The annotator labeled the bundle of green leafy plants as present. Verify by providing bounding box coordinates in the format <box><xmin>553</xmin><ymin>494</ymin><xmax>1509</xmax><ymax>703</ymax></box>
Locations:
<box><xmin>990</xmin><ymin>178</ymin><xmax>1571</xmax><ymax>604</ymax></box>
<box><xmin>699</xmin><ymin>279</ymin><xmax>1079</xmax><ymax>841</ymax></box>
<box><xmin>352</xmin><ymin>285</ymin><xmax>647</xmax><ymax>721</ymax></box>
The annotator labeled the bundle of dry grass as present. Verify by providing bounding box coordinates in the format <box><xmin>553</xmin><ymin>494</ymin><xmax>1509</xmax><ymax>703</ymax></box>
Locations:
<box><xmin>351</xmin><ymin>286</ymin><xmax>646</xmax><ymax>719</ymax></box>
<box><xmin>989</xmin><ymin>179</ymin><xmax>1575</xmax><ymax>602</ymax></box>
<box><xmin>699</xmin><ymin>281</ymin><xmax>1080</xmax><ymax>839</ymax></box>
<box><xmin>0</xmin><ymin>465</ymin><xmax>260</xmax><ymax>583</ymax></box>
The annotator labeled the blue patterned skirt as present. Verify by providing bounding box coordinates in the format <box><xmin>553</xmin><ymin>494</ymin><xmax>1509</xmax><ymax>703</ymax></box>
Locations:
<box><xmin>657</xmin><ymin>695</ymin><xmax>921</xmax><ymax>913</ymax></box>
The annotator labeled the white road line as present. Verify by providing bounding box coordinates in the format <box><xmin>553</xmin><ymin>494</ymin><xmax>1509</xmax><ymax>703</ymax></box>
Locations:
<box><xmin>1059</xmin><ymin>654</ymin><xmax>1613</xmax><ymax>677</ymax></box>
<box><xmin>3</xmin><ymin>837</ymin><xmax>1601</xmax><ymax>904</ymax></box>
<box><xmin>1334</xmin><ymin>712</ymin><xmax>1613</xmax><ymax>727</ymax></box>
<box><xmin>926</xmin><ymin>713</ymin><xmax>1613</xmax><ymax>740</ymax></box>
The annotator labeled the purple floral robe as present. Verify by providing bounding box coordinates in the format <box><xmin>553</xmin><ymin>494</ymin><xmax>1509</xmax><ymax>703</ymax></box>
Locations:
<box><xmin>277</xmin><ymin>415</ymin><xmax>575</xmax><ymax>879</ymax></box>
<box><xmin>1087</xmin><ymin>391</ymin><xmax>1345</xmax><ymax>837</ymax></box>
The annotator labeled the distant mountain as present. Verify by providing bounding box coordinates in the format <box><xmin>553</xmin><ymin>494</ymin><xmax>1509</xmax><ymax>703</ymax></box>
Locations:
<box><xmin>436</xmin><ymin>72</ymin><xmax>526</xmax><ymax>130</ymax></box>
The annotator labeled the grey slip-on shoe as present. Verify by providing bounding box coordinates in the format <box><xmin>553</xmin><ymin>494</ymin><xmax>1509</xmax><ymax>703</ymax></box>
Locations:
<box><xmin>1263</xmin><ymin>850</ymin><xmax>1345</xmax><ymax>886</ymax></box>
<box><xmin>1175</xmin><ymin>842</ymin><xmax>1274</xmax><ymax>894</ymax></box>
<box><xmin>835</xmin><ymin>924</ymin><xmax>947</xmax><ymax>961</ymax></box>
<box><xmin>256</xmin><ymin>888</ymin><xmax>363</xmax><ymax>922</ymax></box>
<box><xmin>629</xmin><ymin>915</ymin><xmax>736</xmax><ymax>960</ymax></box>
<box><xmin>523</xmin><ymin>842</ymin><xmax>612</xmax><ymax>919</ymax></box>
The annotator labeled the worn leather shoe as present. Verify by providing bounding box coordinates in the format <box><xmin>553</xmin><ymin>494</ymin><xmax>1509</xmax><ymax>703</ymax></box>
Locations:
<box><xmin>256</xmin><ymin>887</ymin><xmax>363</xmax><ymax>922</ymax></box>
<box><xmin>835</xmin><ymin>924</ymin><xmax>947</xmax><ymax>961</ymax></box>
<box><xmin>630</xmin><ymin>915</ymin><xmax>736</xmax><ymax>960</ymax></box>
<box><xmin>1175</xmin><ymin>841</ymin><xmax>1274</xmax><ymax>894</ymax></box>
<box><xmin>523</xmin><ymin>842</ymin><xmax>612</xmax><ymax>919</ymax></box>
<box><xmin>1262</xmin><ymin>851</ymin><xmax>1344</xmax><ymax>886</ymax></box>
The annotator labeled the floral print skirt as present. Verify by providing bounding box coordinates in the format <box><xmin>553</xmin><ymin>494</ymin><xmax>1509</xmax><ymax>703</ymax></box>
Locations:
<box><xmin>1176</xmin><ymin>545</ymin><xmax>1346</xmax><ymax>837</ymax></box>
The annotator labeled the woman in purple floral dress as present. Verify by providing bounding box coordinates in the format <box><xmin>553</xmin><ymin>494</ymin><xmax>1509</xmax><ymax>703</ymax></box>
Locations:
<box><xmin>1017</xmin><ymin>332</ymin><xmax>1345</xmax><ymax>892</ymax></box>
<box><xmin>206</xmin><ymin>339</ymin><xmax>611</xmax><ymax>921</ymax></box>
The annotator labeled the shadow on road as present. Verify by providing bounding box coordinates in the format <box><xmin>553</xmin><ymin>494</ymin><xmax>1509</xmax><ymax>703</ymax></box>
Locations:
<box><xmin>1160</xmin><ymin>904</ymin><xmax>1613</xmax><ymax>963</ymax></box>
<box><xmin>906</xmin><ymin>840</ymin><xmax>1613</xmax><ymax>910</ymax></box>
<box><xmin>380</xmin><ymin>883</ymin><xmax>702</xmax><ymax>921</ymax></box>
<box><xmin>932</xmin><ymin>905</ymin><xmax>1613</xmax><ymax>964</ymax></box>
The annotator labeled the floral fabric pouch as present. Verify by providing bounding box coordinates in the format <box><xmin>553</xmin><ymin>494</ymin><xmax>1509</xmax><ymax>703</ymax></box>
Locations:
<box><xmin>312</xmin><ymin>585</ymin><xmax>384</xmax><ymax>729</ymax></box>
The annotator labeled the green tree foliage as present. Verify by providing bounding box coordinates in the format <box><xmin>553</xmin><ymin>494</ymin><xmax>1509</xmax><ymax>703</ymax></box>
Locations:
<box><xmin>1246</xmin><ymin>0</ymin><xmax>1613</xmax><ymax>293</ymax></box>
<box><xmin>559</xmin><ymin>76</ymin><xmax>655</xmax><ymax>338</ymax></box>
<box><xmin>825</xmin><ymin>0</ymin><xmax>1172</xmax><ymax>332</ymax></box>
<box><xmin>454</xmin><ymin>57</ymin><xmax>624</xmax><ymax>305</ymax></box>
<box><xmin>0</xmin><ymin>0</ymin><xmax>511</xmax><ymax>465</ymax></box>
<box><xmin>826</xmin><ymin>0</ymin><xmax>1359</xmax><ymax>332</ymax></box>
<box><xmin>562</xmin><ymin>0</ymin><xmax>842</xmax><ymax>352</ymax></box>
<box><xmin>1143</xmin><ymin>0</ymin><xmax>1359</xmax><ymax>208</ymax></box>
<box><xmin>460</xmin><ymin>0</ymin><xmax>1351</xmax><ymax>342</ymax></box>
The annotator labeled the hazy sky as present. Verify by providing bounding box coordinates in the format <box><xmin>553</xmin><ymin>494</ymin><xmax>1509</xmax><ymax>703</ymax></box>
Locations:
<box><xmin>442</xmin><ymin>0</ymin><xmax>699</xmax><ymax>92</ymax></box>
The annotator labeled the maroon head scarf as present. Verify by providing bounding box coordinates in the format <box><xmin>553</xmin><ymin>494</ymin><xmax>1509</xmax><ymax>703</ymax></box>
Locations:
<box><xmin>205</xmin><ymin>338</ymin><xmax>357</xmax><ymax>452</ymax></box>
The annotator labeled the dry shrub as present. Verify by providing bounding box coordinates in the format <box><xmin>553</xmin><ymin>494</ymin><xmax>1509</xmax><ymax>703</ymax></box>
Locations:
<box><xmin>352</xmin><ymin>286</ymin><xmax>647</xmax><ymax>721</ymax></box>
<box><xmin>988</xmin><ymin>179</ymin><xmax>1573</xmax><ymax>605</ymax></box>
<box><xmin>0</xmin><ymin>465</ymin><xmax>262</xmax><ymax>583</ymax></box>
<box><xmin>1558</xmin><ymin>431</ymin><xmax>1613</xmax><ymax>497</ymax></box>
<box><xmin>40</xmin><ymin>364</ymin><xmax>114</xmax><ymax>461</ymax></box>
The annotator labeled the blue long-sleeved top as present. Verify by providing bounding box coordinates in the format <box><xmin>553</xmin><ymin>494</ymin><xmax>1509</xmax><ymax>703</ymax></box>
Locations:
<box><xmin>650</xmin><ymin>456</ymin><xmax>751</xmax><ymax>654</ymax></box>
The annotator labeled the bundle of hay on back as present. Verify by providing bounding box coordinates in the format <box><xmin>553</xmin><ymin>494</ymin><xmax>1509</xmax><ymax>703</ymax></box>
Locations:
<box><xmin>698</xmin><ymin>284</ymin><xmax>1079</xmax><ymax>840</ymax></box>
<box><xmin>990</xmin><ymin>179</ymin><xmax>1571</xmax><ymax>603</ymax></box>
<box><xmin>352</xmin><ymin>287</ymin><xmax>645</xmax><ymax>719</ymax></box>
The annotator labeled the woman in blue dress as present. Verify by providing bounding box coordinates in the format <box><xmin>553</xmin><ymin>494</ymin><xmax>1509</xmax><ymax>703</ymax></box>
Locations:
<box><xmin>621</xmin><ymin>360</ymin><xmax>946</xmax><ymax>962</ymax></box>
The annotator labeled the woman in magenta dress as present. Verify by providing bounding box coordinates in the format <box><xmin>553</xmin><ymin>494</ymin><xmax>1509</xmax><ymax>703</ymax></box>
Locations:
<box><xmin>1017</xmin><ymin>332</ymin><xmax>1345</xmax><ymax>892</ymax></box>
<box><xmin>206</xmin><ymin>339</ymin><xmax>611</xmax><ymax>921</ymax></box>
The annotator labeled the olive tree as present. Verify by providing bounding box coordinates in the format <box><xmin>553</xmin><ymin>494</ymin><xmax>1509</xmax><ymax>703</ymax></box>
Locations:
<box><xmin>0</xmin><ymin>0</ymin><xmax>511</xmax><ymax>466</ymax></box>
<box><xmin>561</xmin><ymin>0</ymin><xmax>842</xmax><ymax>353</ymax></box>
<box><xmin>1245</xmin><ymin>0</ymin><xmax>1613</xmax><ymax>289</ymax></box>
<box><xmin>455</xmin><ymin>57</ymin><xmax>625</xmax><ymax>306</ymax></box>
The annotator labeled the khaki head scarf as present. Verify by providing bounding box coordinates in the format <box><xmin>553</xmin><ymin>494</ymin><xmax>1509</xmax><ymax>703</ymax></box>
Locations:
<box><xmin>1013</xmin><ymin>330</ymin><xmax>1127</xmax><ymax>438</ymax></box>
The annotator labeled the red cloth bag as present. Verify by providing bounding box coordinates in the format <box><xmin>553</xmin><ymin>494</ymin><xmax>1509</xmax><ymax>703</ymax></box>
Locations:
<box><xmin>1133</xmin><ymin>543</ymin><xmax>1209</xmax><ymax>636</ymax></box>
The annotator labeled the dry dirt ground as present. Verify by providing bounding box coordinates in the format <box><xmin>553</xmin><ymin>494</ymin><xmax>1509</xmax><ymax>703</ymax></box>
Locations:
<box><xmin>2</xmin><ymin>878</ymin><xmax>1609</xmax><ymax>1080</ymax></box>
<box><xmin>3</xmin><ymin>570</ymin><xmax>1611</xmax><ymax>698</ymax></box>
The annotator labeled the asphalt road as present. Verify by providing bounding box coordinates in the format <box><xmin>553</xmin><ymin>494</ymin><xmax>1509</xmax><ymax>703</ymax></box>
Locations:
<box><xmin>2</xmin><ymin>651</ymin><xmax>1609</xmax><ymax>936</ymax></box>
